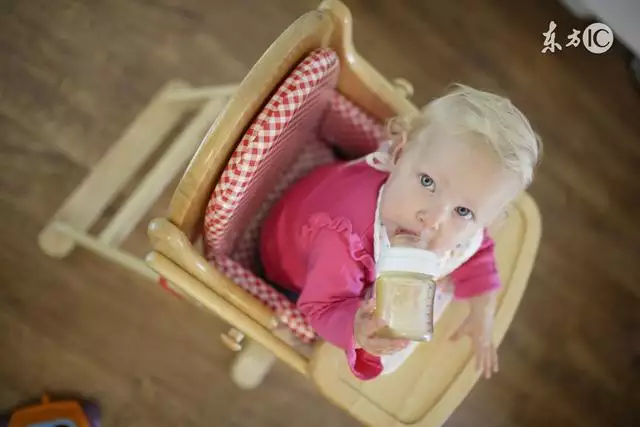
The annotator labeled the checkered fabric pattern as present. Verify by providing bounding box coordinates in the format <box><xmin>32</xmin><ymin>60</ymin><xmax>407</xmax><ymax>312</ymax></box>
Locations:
<box><xmin>203</xmin><ymin>48</ymin><xmax>340</xmax><ymax>342</ymax></box>
<box><xmin>213</xmin><ymin>254</ymin><xmax>316</xmax><ymax>343</ymax></box>
<box><xmin>232</xmin><ymin>140</ymin><xmax>335</xmax><ymax>271</ymax></box>
<box><xmin>204</xmin><ymin>48</ymin><xmax>339</xmax><ymax>257</ymax></box>
<box><xmin>319</xmin><ymin>91</ymin><xmax>387</xmax><ymax>158</ymax></box>
<box><xmin>201</xmin><ymin>48</ymin><xmax>389</xmax><ymax>344</ymax></box>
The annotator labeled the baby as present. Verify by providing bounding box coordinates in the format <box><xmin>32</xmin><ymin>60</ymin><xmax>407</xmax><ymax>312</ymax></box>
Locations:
<box><xmin>259</xmin><ymin>84</ymin><xmax>541</xmax><ymax>380</ymax></box>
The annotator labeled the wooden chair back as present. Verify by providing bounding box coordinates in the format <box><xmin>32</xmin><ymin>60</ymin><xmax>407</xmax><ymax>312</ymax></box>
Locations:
<box><xmin>166</xmin><ymin>0</ymin><xmax>417</xmax><ymax>238</ymax></box>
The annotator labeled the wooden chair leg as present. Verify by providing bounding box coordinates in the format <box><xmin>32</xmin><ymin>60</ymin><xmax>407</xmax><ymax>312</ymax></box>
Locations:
<box><xmin>230</xmin><ymin>339</ymin><xmax>277</xmax><ymax>390</ymax></box>
<box><xmin>38</xmin><ymin>80</ymin><xmax>238</xmax><ymax>283</ymax></box>
<box><xmin>50</xmin><ymin>222</ymin><xmax>159</xmax><ymax>281</ymax></box>
<box><xmin>97</xmin><ymin>97</ymin><xmax>228</xmax><ymax>247</ymax></box>
<box><xmin>38</xmin><ymin>80</ymin><xmax>193</xmax><ymax>258</ymax></box>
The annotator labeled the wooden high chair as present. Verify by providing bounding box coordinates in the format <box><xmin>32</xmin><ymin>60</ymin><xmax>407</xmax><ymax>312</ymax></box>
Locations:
<box><xmin>145</xmin><ymin>1</ymin><xmax>541</xmax><ymax>425</ymax></box>
<box><xmin>42</xmin><ymin>1</ymin><xmax>541</xmax><ymax>425</ymax></box>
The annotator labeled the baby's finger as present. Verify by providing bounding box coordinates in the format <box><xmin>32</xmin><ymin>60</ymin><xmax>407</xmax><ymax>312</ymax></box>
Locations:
<box><xmin>368</xmin><ymin>344</ymin><xmax>397</xmax><ymax>356</ymax></box>
<box><xmin>362</xmin><ymin>315</ymin><xmax>389</xmax><ymax>338</ymax></box>
<box><xmin>474</xmin><ymin>347</ymin><xmax>483</xmax><ymax>373</ymax></box>
<box><xmin>483</xmin><ymin>347</ymin><xmax>493</xmax><ymax>378</ymax></box>
<box><xmin>436</xmin><ymin>277</ymin><xmax>453</xmax><ymax>292</ymax></box>
<box><xmin>492</xmin><ymin>346</ymin><xmax>499</xmax><ymax>373</ymax></box>
<box><xmin>373</xmin><ymin>337</ymin><xmax>408</xmax><ymax>350</ymax></box>
<box><xmin>392</xmin><ymin>338</ymin><xmax>410</xmax><ymax>351</ymax></box>
<box><xmin>370</xmin><ymin>337</ymin><xmax>408</xmax><ymax>354</ymax></box>
<box><xmin>361</xmin><ymin>298</ymin><xmax>377</xmax><ymax>314</ymax></box>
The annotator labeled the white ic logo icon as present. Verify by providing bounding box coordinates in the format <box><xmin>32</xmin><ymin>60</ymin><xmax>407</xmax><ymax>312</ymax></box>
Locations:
<box><xmin>582</xmin><ymin>22</ymin><xmax>614</xmax><ymax>54</ymax></box>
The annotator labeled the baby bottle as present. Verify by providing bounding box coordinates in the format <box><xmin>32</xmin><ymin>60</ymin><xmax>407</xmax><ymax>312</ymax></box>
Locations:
<box><xmin>374</xmin><ymin>232</ymin><xmax>440</xmax><ymax>342</ymax></box>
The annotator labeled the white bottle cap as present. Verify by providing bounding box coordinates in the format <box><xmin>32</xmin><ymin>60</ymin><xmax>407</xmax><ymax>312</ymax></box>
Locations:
<box><xmin>377</xmin><ymin>247</ymin><xmax>440</xmax><ymax>277</ymax></box>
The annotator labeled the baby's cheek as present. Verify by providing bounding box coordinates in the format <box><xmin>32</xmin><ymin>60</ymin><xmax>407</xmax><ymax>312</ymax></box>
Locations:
<box><xmin>427</xmin><ymin>231</ymin><xmax>455</xmax><ymax>254</ymax></box>
<box><xmin>381</xmin><ymin>188</ymin><xmax>405</xmax><ymax>220</ymax></box>
<box><xmin>437</xmin><ymin>224</ymin><xmax>478</xmax><ymax>252</ymax></box>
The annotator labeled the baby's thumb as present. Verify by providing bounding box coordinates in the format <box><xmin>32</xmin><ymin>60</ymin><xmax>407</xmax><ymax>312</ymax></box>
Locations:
<box><xmin>359</xmin><ymin>299</ymin><xmax>389</xmax><ymax>335</ymax></box>
<box><xmin>361</xmin><ymin>297</ymin><xmax>377</xmax><ymax>314</ymax></box>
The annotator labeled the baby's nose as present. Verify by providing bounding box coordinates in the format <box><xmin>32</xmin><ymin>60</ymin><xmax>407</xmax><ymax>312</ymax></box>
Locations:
<box><xmin>417</xmin><ymin>206</ymin><xmax>447</xmax><ymax>232</ymax></box>
<box><xmin>417</xmin><ymin>209</ymin><xmax>448</xmax><ymax>253</ymax></box>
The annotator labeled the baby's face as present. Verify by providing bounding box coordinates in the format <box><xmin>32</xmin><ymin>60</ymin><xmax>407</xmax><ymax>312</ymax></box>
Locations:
<box><xmin>380</xmin><ymin>130</ymin><xmax>522</xmax><ymax>254</ymax></box>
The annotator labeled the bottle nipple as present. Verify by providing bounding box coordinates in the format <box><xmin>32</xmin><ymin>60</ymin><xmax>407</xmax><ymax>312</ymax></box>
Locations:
<box><xmin>418</xmin><ymin>229</ymin><xmax>430</xmax><ymax>250</ymax></box>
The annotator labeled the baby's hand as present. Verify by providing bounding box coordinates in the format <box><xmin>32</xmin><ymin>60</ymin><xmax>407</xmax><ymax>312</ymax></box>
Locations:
<box><xmin>436</xmin><ymin>276</ymin><xmax>454</xmax><ymax>293</ymax></box>
<box><xmin>450</xmin><ymin>292</ymin><xmax>499</xmax><ymax>379</ymax></box>
<box><xmin>354</xmin><ymin>299</ymin><xmax>410</xmax><ymax>356</ymax></box>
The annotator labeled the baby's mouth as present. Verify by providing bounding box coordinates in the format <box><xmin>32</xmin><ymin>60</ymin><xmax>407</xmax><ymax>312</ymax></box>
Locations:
<box><xmin>392</xmin><ymin>227</ymin><xmax>433</xmax><ymax>250</ymax></box>
<box><xmin>394</xmin><ymin>227</ymin><xmax>419</xmax><ymax>237</ymax></box>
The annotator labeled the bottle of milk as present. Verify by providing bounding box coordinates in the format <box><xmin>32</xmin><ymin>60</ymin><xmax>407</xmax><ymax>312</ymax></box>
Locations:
<box><xmin>374</xmin><ymin>232</ymin><xmax>440</xmax><ymax>341</ymax></box>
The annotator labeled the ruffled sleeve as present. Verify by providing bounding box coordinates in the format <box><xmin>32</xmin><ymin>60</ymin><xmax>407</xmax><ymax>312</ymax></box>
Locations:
<box><xmin>296</xmin><ymin>213</ymin><xmax>382</xmax><ymax>380</ymax></box>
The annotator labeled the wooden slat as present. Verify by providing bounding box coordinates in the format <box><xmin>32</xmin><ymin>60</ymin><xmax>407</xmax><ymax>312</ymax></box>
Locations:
<box><xmin>54</xmin><ymin>222</ymin><xmax>158</xmax><ymax>281</ymax></box>
<box><xmin>38</xmin><ymin>80</ymin><xmax>192</xmax><ymax>257</ymax></box>
<box><xmin>98</xmin><ymin>97</ymin><xmax>227</xmax><ymax>246</ymax></box>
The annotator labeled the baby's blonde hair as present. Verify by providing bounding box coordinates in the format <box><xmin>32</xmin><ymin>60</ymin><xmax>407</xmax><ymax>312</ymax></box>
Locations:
<box><xmin>391</xmin><ymin>83</ymin><xmax>542</xmax><ymax>187</ymax></box>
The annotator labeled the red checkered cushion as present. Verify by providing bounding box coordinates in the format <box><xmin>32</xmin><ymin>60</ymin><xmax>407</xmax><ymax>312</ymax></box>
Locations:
<box><xmin>319</xmin><ymin>91</ymin><xmax>387</xmax><ymax>158</ymax></box>
<box><xmin>203</xmin><ymin>49</ymin><xmax>339</xmax><ymax>343</ymax></box>
<box><xmin>231</xmin><ymin>141</ymin><xmax>335</xmax><ymax>272</ymax></box>
<box><xmin>204</xmin><ymin>48</ymin><xmax>339</xmax><ymax>258</ymax></box>
<box><xmin>202</xmin><ymin>48</ymin><xmax>387</xmax><ymax>344</ymax></box>
<box><xmin>215</xmin><ymin>255</ymin><xmax>315</xmax><ymax>342</ymax></box>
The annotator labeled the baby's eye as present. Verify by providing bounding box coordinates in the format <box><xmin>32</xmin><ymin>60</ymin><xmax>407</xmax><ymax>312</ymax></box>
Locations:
<box><xmin>454</xmin><ymin>206</ymin><xmax>474</xmax><ymax>220</ymax></box>
<box><xmin>419</xmin><ymin>174</ymin><xmax>435</xmax><ymax>191</ymax></box>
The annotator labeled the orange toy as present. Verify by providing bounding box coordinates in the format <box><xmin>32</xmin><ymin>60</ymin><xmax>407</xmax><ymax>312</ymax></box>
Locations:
<box><xmin>1</xmin><ymin>394</ymin><xmax>100</xmax><ymax>427</ymax></box>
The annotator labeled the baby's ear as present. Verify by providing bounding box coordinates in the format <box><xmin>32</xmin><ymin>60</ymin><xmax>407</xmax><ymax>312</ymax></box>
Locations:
<box><xmin>385</xmin><ymin>115</ymin><xmax>409</xmax><ymax>166</ymax></box>
<box><xmin>389</xmin><ymin>135</ymin><xmax>407</xmax><ymax>166</ymax></box>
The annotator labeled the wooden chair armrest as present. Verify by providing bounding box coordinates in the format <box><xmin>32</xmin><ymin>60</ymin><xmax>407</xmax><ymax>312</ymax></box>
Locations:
<box><xmin>147</xmin><ymin>217</ymin><xmax>278</xmax><ymax>330</ymax></box>
<box><xmin>145</xmin><ymin>251</ymin><xmax>309</xmax><ymax>376</ymax></box>
<box><xmin>319</xmin><ymin>0</ymin><xmax>420</xmax><ymax>121</ymax></box>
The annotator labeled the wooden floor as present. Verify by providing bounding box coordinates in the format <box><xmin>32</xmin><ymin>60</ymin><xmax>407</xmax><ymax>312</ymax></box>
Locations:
<box><xmin>1</xmin><ymin>0</ymin><xmax>639</xmax><ymax>426</ymax></box>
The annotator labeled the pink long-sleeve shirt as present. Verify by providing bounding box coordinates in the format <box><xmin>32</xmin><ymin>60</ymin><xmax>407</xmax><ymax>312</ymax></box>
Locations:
<box><xmin>259</xmin><ymin>160</ymin><xmax>500</xmax><ymax>380</ymax></box>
